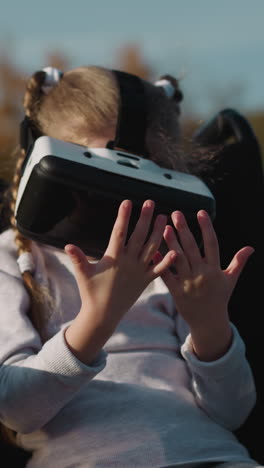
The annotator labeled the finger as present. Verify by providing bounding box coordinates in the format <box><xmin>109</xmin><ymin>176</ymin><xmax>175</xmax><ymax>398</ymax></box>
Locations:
<box><xmin>64</xmin><ymin>244</ymin><xmax>92</xmax><ymax>297</ymax></box>
<box><xmin>164</xmin><ymin>224</ymin><xmax>190</xmax><ymax>277</ymax></box>
<box><xmin>160</xmin><ymin>262</ymin><xmax>180</xmax><ymax>295</ymax></box>
<box><xmin>127</xmin><ymin>200</ymin><xmax>155</xmax><ymax>254</ymax></box>
<box><xmin>106</xmin><ymin>200</ymin><xmax>132</xmax><ymax>256</ymax></box>
<box><xmin>197</xmin><ymin>210</ymin><xmax>220</xmax><ymax>265</ymax></box>
<box><xmin>152</xmin><ymin>250</ymin><xmax>163</xmax><ymax>265</ymax></box>
<box><xmin>225</xmin><ymin>246</ymin><xmax>255</xmax><ymax>284</ymax></box>
<box><xmin>141</xmin><ymin>213</ymin><xmax>167</xmax><ymax>263</ymax></box>
<box><xmin>171</xmin><ymin>211</ymin><xmax>201</xmax><ymax>268</ymax></box>
<box><xmin>151</xmin><ymin>249</ymin><xmax>181</xmax><ymax>293</ymax></box>
<box><xmin>150</xmin><ymin>250</ymin><xmax>177</xmax><ymax>278</ymax></box>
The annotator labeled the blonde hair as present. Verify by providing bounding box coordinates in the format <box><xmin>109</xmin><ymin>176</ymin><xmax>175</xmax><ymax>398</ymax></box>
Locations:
<box><xmin>25</xmin><ymin>67</ymin><xmax>119</xmax><ymax>145</ymax></box>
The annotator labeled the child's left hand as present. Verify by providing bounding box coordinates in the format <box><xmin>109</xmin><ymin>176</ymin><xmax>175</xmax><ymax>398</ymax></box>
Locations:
<box><xmin>159</xmin><ymin>210</ymin><xmax>254</xmax><ymax>361</ymax></box>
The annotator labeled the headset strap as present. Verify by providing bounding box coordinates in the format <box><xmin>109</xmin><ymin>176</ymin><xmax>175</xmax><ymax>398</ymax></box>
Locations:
<box><xmin>20</xmin><ymin>116</ymin><xmax>41</xmax><ymax>153</ymax></box>
<box><xmin>108</xmin><ymin>70</ymin><xmax>149</xmax><ymax>157</ymax></box>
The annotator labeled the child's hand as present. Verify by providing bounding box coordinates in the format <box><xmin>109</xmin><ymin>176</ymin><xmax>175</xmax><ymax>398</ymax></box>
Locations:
<box><xmin>160</xmin><ymin>210</ymin><xmax>254</xmax><ymax>361</ymax></box>
<box><xmin>64</xmin><ymin>200</ymin><xmax>176</xmax><ymax>364</ymax></box>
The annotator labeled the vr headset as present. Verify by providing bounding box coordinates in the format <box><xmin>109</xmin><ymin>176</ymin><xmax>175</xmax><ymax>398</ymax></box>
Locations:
<box><xmin>15</xmin><ymin>70</ymin><xmax>215</xmax><ymax>258</ymax></box>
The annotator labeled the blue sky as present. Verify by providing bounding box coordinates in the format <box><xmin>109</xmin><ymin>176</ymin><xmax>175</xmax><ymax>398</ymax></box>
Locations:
<box><xmin>1</xmin><ymin>0</ymin><xmax>264</xmax><ymax>116</ymax></box>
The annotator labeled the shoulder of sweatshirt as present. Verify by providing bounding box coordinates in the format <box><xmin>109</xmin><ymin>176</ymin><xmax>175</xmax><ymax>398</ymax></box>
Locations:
<box><xmin>0</xmin><ymin>228</ymin><xmax>16</xmax><ymax>251</ymax></box>
<box><xmin>0</xmin><ymin>229</ymin><xmax>21</xmax><ymax>277</ymax></box>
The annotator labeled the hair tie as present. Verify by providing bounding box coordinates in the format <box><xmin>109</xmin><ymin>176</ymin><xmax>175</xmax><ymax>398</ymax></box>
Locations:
<box><xmin>41</xmin><ymin>66</ymin><xmax>63</xmax><ymax>95</ymax></box>
<box><xmin>154</xmin><ymin>79</ymin><xmax>176</xmax><ymax>99</ymax></box>
<box><xmin>154</xmin><ymin>77</ymin><xmax>183</xmax><ymax>102</ymax></box>
<box><xmin>17</xmin><ymin>252</ymin><xmax>35</xmax><ymax>274</ymax></box>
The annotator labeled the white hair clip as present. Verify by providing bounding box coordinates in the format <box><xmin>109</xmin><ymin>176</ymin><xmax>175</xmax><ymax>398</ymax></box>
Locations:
<box><xmin>41</xmin><ymin>66</ymin><xmax>63</xmax><ymax>95</ymax></box>
<box><xmin>154</xmin><ymin>79</ymin><xmax>176</xmax><ymax>99</ymax></box>
<box><xmin>17</xmin><ymin>252</ymin><xmax>35</xmax><ymax>274</ymax></box>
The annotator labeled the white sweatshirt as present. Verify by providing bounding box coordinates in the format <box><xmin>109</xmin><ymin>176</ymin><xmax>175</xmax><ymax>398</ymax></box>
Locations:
<box><xmin>0</xmin><ymin>229</ymin><xmax>257</xmax><ymax>468</ymax></box>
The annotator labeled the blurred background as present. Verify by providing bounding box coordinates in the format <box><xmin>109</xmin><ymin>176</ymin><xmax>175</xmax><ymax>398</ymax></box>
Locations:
<box><xmin>0</xmin><ymin>0</ymin><xmax>264</xmax><ymax>182</ymax></box>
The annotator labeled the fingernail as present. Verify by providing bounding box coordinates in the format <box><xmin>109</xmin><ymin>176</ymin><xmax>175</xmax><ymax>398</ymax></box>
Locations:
<box><xmin>64</xmin><ymin>245</ymin><xmax>73</xmax><ymax>255</ymax></box>
<box><xmin>172</xmin><ymin>211</ymin><xmax>184</xmax><ymax>227</ymax></box>
<box><xmin>197</xmin><ymin>210</ymin><xmax>207</xmax><ymax>218</ymax></box>
<box><xmin>144</xmin><ymin>200</ymin><xmax>154</xmax><ymax>208</ymax></box>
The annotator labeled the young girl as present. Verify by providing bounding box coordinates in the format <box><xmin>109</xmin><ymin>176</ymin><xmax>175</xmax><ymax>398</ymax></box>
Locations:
<box><xmin>0</xmin><ymin>65</ymin><xmax>261</xmax><ymax>468</ymax></box>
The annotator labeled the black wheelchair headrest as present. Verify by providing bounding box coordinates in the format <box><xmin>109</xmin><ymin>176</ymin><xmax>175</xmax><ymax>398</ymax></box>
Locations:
<box><xmin>192</xmin><ymin>108</ymin><xmax>261</xmax><ymax>149</ymax></box>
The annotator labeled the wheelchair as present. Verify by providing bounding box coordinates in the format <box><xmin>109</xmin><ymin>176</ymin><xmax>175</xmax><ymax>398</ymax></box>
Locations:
<box><xmin>0</xmin><ymin>108</ymin><xmax>263</xmax><ymax>466</ymax></box>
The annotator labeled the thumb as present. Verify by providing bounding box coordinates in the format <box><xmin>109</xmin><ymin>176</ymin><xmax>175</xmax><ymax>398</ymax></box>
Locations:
<box><xmin>225</xmin><ymin>246</ymin><xmax>255</xmax><ymax>283</ymax></box>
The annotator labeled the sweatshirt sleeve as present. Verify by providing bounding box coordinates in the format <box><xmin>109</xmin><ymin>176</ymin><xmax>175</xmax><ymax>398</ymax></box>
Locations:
<box><xmin>0</xmin><ymin>266</ymin><xmax>106</xmax><ymax>434</ymax></box>
<box><xmin>181</xmin><ymin>323</ymin><xmax>256</xmax><ymax>431</ymax></box>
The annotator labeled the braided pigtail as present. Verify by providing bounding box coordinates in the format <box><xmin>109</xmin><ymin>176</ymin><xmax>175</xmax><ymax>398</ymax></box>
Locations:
<box><xmin>10</xmin><ymin>70</ymin><xmax>58</xmax><ymax>339</ymax></box>
<box><xmin>10</xmin><ymin>152</ymin><xmax>54</xmax><ymax>338</ymax></box>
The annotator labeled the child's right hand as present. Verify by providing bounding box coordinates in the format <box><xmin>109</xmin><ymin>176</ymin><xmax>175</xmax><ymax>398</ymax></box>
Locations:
<box><xmin>64</xmin><ymin>199</ymin><xmax>176</xmax><ymax>364</ymax></box>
